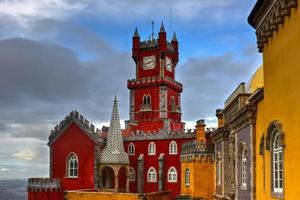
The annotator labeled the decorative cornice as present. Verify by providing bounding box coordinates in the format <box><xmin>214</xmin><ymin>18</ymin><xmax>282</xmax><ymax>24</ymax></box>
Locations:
<box><xmin>48</xmin><ymin>111</ymin><xmax>103</xmax><ymax>146</ymax></box>
<box><xmin>123</xmin><ymin>129</ymin><xmax>196</xmax><ymax>142</ymax></box>
<box><xmin>248</xmin><ymin>0</ymin><xmax>298</xmax><ymax>52</ymax></box>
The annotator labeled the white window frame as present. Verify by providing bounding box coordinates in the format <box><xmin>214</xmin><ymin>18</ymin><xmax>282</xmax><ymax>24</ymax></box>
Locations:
<box><xmin>217</xmin><ymin>161</ymin><xmax>221</xmax><ymax>186</ymax></box>
<box><xmin>185</xmin><ymin>168</ymin><xmax>190</xmax><ymax>186</ymax></box>
<box><xmin>128</xmin><ymin>143</ymin><xmax>135</xmax><ymax>155</ymax></box>
<box><xmin>148</xmin><ymin>142</ymin><xmax>156</xmax><ymax>155</ymax></box>
<box><xmin>129</xmin><ymin>167</ymin><xmax>135</xmax><ymax>182</ymax></box>
<box><xmin>67</xmin><ymin>153</ymin><xmax>78</xmax><ymax>178</ymax></box>
<box><xmin>241</xmin><ymin>150</ymin><xmax>247</xmax><ymax>188</ymax></box>
<box><xmin>272</xmin><ymin>133</ymin><xmax>283</xmax><ymax>194</ymax></box>
<box><xmin>169</xmin><ymin>141</ymin><xmax>177</xmax><ymax>155</ymax></box>
<box><xmin>168</xmin><ymin>167</ymin><xmax>177</xmax><ymax>183</ymax></box>
<box><xmin>147</xmin><ymin>167</ymin><xmax>157</xmax><ymax>182</ymax></box>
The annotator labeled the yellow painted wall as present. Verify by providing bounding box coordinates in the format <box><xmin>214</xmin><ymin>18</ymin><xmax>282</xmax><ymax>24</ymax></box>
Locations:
<box><xmin>255</xmin><ymin>6</ymin><xmax>300</xmax><ymax>200</ymax></box>
<box><xmin>67</xmin><ymin>191</ymin><xmax>139</xmax><ymax>200</ymax></box>
<box><xmin>181</xmin><ymin>160</ymin><xmax>214</xmax><ymax>200</ymax></box>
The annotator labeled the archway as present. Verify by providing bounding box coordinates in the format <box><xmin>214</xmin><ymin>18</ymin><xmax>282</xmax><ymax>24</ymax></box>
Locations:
<box><xmin>118</xmin><ymin>167</ymin><xmax>127</xmax><ymax>192</ymax></box>
<box><xmin>102</xmin><ymin>166</ymin><xmax>115</xmax><ymax>189</ymax></box>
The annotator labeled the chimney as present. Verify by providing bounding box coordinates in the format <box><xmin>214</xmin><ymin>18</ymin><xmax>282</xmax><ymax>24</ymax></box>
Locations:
<box><xmin>216</xmin><ymin>109</ymin><xmax>224</xmax><ymax>128</ymax></box>
<box><xmin>195</xmin><ymin>119</ymin><xmax>206</xmax><ymax>142</ymax></box>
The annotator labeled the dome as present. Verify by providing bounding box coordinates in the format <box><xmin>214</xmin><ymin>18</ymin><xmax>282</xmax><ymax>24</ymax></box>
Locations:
<box><xmin>246</xmin><ymin>65</ymin><xmax>264</xmax><ymax>93</ymax></box>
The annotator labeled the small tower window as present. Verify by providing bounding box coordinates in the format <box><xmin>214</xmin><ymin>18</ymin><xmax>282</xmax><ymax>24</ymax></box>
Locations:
<box><xmin>241</xmin><ymin>150</ymin><xmax>247</xmax><ymax>188</ymax></box>
<box><xmin>142</xmin><ymin>94</ymin><xmax>151</xmax><ymax>111</ymax></box>
<box><xmin>185</xmin><ymin>168</ymin><xmax>190</xmax><ymax>186</ymax></box>
<box><xmin>128</xmin><ymin>143</ymin><xmax>135</xmax><ymax>155</ymax></box>
<box><xmin>148</xmin><ymin>142</ymin><xmax>156</xmax><ymax>155</ymax></box>
<box><xmin>217</xmin><ymin>161</ymin><xmax>222</xmax><ymax>186</ymax></box>
<box><xmin>129</xmin><ymin>167</ymin><xmax>135</xmax><ymax>181</ymax></box>
<box><xmin>170</xmin><ymin>96</ymin><xmax>175</xmax><ymax>108</ymax></box>
<box><xmin>168</xmin><ymin>167</ymin><xmax>177</xmax><ymax>182</ymax></box>
<box><xmin>67</xmin><ymin>153</ymin><xmax>78</xmax><ymax>177</ymax></box>
<box><xmin>169</xmin><ymin>141</ymin><xmax>177</xmax><ymax>155</ymax></box>
<box><xmin>147</xmin><ymin>167</ymin><xmax>157</xmax><ymax>182</ymax></box>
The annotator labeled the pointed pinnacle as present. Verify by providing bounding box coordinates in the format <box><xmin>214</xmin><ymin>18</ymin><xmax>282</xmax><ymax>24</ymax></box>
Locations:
<box><xmin>172</xmin><ymin>32</ymin><xmax>178</xmax><ymax>42</ymax></box>
<box><xmin>133</xmin><ymin>27</ymin><xmax>139</xmax><ymax>38</ymax></box>
<box><xmin>114</xmin><ymin>96</ymin><xmax>118</xmax><ymax>102</ymax></box>
<box><xmin>160</xmin><ymin>22</ymin><xmax>166</xmax><ymax>33</ymax></box>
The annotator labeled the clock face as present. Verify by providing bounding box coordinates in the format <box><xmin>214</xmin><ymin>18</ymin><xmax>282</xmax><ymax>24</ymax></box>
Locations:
<box><xmin>143</xmin><ymin>55</ymin><xmax>156</xmax><ymax>70</ymax></box>
<box><xmin>166</xmin><ymin>57</ymin><xmax>172</xmax><ymax>72</ymax></box>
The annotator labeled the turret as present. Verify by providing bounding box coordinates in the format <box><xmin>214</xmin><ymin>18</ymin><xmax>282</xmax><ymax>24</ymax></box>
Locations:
<box><xmin>195</xmin><ymin>119</ymin><xmax>206</xmax><ymax>142</ymax></box>
<box><xmin>216</xmin><ymin>109</ymin><xmax>224</xmax><ymax>128</ymax></box>
<box><xmin>158</xmin><ymin>22</ymin><xmax>167</xmax><ymax>52</ymax></box>
<box><xmin>171</xmin><ymin>32</ymin><xmax>179</xmax><ymax>63</ymax></box>
<box><xmin>132</xmin><ymin>27</ymin><xmax>140</xmax><ymax>61</ymax></box>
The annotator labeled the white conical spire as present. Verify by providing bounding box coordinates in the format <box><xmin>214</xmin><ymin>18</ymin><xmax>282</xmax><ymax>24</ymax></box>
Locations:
<box><xmin>100</xmin><ymin>97</ymin><xmax>129</xmax><ymax>164</ymax></box>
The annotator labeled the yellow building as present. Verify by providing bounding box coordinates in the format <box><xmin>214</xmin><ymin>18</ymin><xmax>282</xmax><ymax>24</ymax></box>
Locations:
<box><xmin>179</xmin><ymin>120</ymin><xmax>214</xmax><ymax>200</ymax></box>
<box><xmin>248</xmin><ymin>0</ymin><xmax>300</xmax><ymax>199</ymax></box>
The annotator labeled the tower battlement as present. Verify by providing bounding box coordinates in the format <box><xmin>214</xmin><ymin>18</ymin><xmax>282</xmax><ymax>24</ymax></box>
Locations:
<box><xmin>48</xmin><ymin>111</ymin><xmax>103</xmax><ymax>145</ymax></box>
<box><xmin>27</xmin><ymin>178</ymin><xmax>61</xmax><ymax>192</ymax></box>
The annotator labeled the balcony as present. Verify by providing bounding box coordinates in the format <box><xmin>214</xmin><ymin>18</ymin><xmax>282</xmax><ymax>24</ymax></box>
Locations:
<box><xmin>140</xmin><ymin>104</ymin><xmax>152</xmax><ymax>112</ymax></box>
<box><xmin>128</xmin><ymin>76</ymin><xmax>183</xmax><ymax>92</ymax></box>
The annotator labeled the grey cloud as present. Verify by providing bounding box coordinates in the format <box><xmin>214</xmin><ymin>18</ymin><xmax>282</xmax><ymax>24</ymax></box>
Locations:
<box><xmin>178</xmin><ymin>52</ymin><xmax>259</xmax><ymax>122</ymax></box>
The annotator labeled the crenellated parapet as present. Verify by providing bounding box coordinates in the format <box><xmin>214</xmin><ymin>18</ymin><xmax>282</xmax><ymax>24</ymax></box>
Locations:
<box><xmin>48</xmin><ymin>111</ymin><xmax>103</xmax><ymax>145</ymax></box>
<box><xmin>27</xmin><ymin>178</ymin><xmax>61</xmax><ymax>192</ymax></box>
<box><xmin>123</xmin><ymin>129</ymin><xmax>196</xmax><ymax>141</ymax></box>
<box><xmin>248</xmin><ymin>0</ymin><xmax>298</xmax><ymax>52</ymax></box>
<box><xmin>181</xmin><ymin>140</ymin><xmax>210</xmax><ymax>155</ymax></box>
<box><xmin>180</xmin><ymin>153</ymin><xmax>213</xmax><ymax>163</ymax></box>
<box><xmin>127</xmin><ymin>75</ymin><xmax>183</xmax><ymax>92</ymax></box>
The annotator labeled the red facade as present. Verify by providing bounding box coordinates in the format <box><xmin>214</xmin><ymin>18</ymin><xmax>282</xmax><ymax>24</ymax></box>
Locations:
<box><xmin>28</xmin><ymin>25</ymin><xmax>196</xmax><ymax>200</ymax></box>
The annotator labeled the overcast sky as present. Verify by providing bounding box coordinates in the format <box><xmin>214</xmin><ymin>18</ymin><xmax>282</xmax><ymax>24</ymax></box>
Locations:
<box><xmin>0</xmin><ymin>0</ymin><xmax>261</xmax><ymax>180</ymax></box>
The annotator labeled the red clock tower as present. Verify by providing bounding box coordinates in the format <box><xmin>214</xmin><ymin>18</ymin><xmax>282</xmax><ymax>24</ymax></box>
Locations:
<box><xmin>126</xmin><ymin>23</ymin><xmax>184</xmax><ymax>133</ymax></box>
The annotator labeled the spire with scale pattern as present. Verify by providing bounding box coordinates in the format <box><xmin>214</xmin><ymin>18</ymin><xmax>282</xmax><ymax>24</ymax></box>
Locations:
<box><xmin>100</xmin><ymin>97</ymin><xmax>129</xmax><ymax>164</ymax></box>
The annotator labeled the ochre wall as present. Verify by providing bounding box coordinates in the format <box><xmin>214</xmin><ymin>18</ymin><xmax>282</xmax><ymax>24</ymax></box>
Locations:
<box><xmin>181</xmin><ymin>160</ymin><xmax>214</xmax><ymax>200</ymax></box>
<box><xmin>67</xmin><ymin>191</ymin><xmax>139</xmax><ymax>200</ymax></box>
<box><xmin>255</xmin><ymin>6</ymin><xmax>300</xmax><ymax>200</ymax></box>
<box><xmin>66</xmin><ymin>191</ymin><xmax>171</xmax><ymax>200</ymax></box>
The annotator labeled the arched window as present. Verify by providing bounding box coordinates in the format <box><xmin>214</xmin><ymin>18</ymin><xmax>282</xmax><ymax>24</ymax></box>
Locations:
<box><xmin>148</xmin><ymin>142</ymin><xmax>156</xmax><ymax>155</ymax></box>
<box><xmin>147</xmin><ymin>167</ymin><xmax>156</xmax><ymax>182</ymax></box>
<box><xmin>147</xmin><ymin>95</ymin><xmax>151</xmax><ymax>105</ymax></box>
<box><xmin>241</xmin><ymin>150</ymin><xmax>247</xmax><ymax>188</ymax></box>
<box><xmin>185</xmin><ymin>168</ymin><xmax>190</xmax><ymax>186</ymax></box>
<box><xmin>128</xmin><ymin>143</ymin><xmax>135</xmax><ymax>155</ymax></box>
<box><xmin>67</xmin><ymin>153</ymin><xmax>78</xmax><ymax>177</ymax></box>
<box><xmin>129</xmin><ymin>167</ymin><xmax>135</xmax><ymax>181</ymax></box>
<box><xmin>169</xmin><ymin>141</ymin><xmax>177</xmax><ymax>155</ymax></box>
<box><xmin>168</xmin><ymin>167</ymin><xmax>177</xmax><ymax>182</ymax></box>
<box><xmin>272</xmin><ymin>133</ymin><xmax>283</xmax><ymax>194</ymax></box>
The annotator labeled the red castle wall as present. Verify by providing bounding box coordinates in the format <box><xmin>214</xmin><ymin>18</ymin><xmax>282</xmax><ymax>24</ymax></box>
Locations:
<box><xmin>124</xmin><ymin>137</ymin><xmax>194</xmax><ymax>199</ymax></box>
<box><xmin>51</xmin><ymin>122</ymin><xmax>97</xmax><ymax>190</ymax></box>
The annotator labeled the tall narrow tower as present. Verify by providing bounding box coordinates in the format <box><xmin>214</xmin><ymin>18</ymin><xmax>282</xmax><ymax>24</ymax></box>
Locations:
<box><xmin>126</xmin><ymin>23</ymin><xmax>184</xmax><ymax>133</ymax></box>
